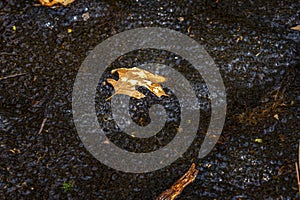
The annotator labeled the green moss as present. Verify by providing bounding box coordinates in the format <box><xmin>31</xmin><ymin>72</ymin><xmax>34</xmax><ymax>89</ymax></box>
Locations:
<box><xmin>62</xmin><ymin>181</ymin><xmax>74</xmax><ymax>193</ymax></box>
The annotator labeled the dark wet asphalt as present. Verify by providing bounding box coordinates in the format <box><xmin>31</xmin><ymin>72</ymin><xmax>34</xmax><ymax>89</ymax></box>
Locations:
<box><xmin>1</xmin><ymin>0</ymin><xmax>299</xmax><ymax>199</ymax></box>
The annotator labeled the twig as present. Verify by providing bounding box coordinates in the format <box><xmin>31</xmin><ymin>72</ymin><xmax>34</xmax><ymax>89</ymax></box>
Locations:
<box><xmin>156</xmin><ymin>163</ymin><xmax>199</xmax><ymax>200</ymax></box>
<box><xmin>37</xmin><ymin>118</ymin><xmax>47</xmax><ymax>135</ymax></box>
<box><xmin>0</xmin><ymin>52</ymin><xmax>17</xmax><ymax>56</ymax></box>
<box><xmin>105</xmin><ymin>93</ymin><xmax>117</xmax><ymax>101</ymax></box>
<box><xmin>298</xmin><ymin>141</ymin><xmax>300</xmax><ymax>170</ymax></box>
<box><xmin>296</xmin><ymin>163</ymin><xmax>300</xmax><ymax>196</ymax></box>
<box><xmin>296</xmin><ymin>141</ymin><xmax>300</xmax><ymax>197</ymax></box>
<box><xmin>0</xmin><ymin>73</ymin><xmax>26</xmax><ymax>81</ymax></box>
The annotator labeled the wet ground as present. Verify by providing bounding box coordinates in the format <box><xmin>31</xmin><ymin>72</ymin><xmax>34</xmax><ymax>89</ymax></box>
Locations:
<box><xmin>1</xmin><ymin>0</ymin><xmax>299</xmax><ymax>199</ymax></box>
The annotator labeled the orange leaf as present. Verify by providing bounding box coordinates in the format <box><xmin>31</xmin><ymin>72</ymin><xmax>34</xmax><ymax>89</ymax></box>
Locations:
<box><xmin>291</xmin><ymin>25</ymin><xmax>300</xmax><ymax>32</ymax></box>
<box><xmin>106</xmin><ymin>67</ymin><xmax>168</xmax><ymax>100</ymax></box>
<box><xmin>38</xmin><ymin>0</ymin><xmax>74</xmax><ymax>6</ymax></box>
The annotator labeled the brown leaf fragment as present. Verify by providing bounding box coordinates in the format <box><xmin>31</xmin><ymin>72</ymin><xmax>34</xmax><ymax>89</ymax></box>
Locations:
<box><xmin>156</xmin><ymin>163</ymin><xmax>199</xmax><ymax>200</ymax></box>
<box><xmin>106</xmin><ymin>67</ymin><xmax>168</xmax><ymax>100</ymax></box>
<box><xmin>37</xmin><ymin>0</ymin><xmax>75</xmax><ymax>7</ymax></box>
<box><xmin>291</xmin><ymin>25</ymin><xmax>300</xmax><ymax>32</ymax></box>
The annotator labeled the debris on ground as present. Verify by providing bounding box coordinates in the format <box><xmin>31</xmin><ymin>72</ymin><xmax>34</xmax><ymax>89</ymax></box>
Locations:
<box><xmin>107</xmin><ymin>67</ymin><xmax>168</xmax><ymax>100</ymax></box>
<box><xmin>291</xmin><ymin>25</ymin><xmax>300</xmax><ymax>32</ymax></box>
<box><xmin>37</xmin><ymin>0</ymin><xmax>75</xmax><ymax>7</ymax></box>
<box><xmin>156</xmin><ymin>163</ymin><xmax>199</xmax><ymax>200</ymax></box>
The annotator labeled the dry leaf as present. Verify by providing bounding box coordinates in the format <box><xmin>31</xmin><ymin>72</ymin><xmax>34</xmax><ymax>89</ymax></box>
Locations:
<box><xmin>38</xmin><ymin>0</ymin><xmax>75</xmax><ymax>6</ymax></box>
<box><xmin>106</xmin><ymin>67</ymin><xmax>168</xmax><ymax>100</ymax></box>
<box><xmin>156</xmin><ymin>163</ymin><xmax>199</xmax><ymax>200</ymax></box>
<box><xmin>291</xmin><ymin>25</ymin><xmax>300</xmax><ymax>32</ymax></box>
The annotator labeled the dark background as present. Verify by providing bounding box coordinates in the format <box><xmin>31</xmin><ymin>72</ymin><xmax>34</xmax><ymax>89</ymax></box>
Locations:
<box><xmin>1</xmin><ymin>0</ymin><xmax>299</xmax><ymax>199</ymax></box>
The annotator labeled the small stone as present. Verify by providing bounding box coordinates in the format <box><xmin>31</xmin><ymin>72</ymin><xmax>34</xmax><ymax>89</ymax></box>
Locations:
<box><xmin>178</xmin><ymin>17</ymin><xmax>184</xmax><ymax>22</ymax></box>
<box><xmin>254</xmin><ymin>138</ymin><xmax>263</xmax><ymax>143</ymax></box>
<box><xmin>82</xmin><ymin>12</ymin><xmax>90</xmax><ymax>21</ymax></box>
